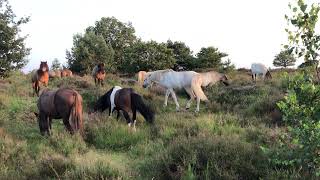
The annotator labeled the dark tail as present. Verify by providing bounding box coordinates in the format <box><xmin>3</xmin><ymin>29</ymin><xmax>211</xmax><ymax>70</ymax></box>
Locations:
<box><xmin>131</xmin><ymin>93</ymin><xmax>154</xmax><ymax>124</ymax></box>
<box><xmin>69</xmin><ymin>92</ymin><xmax>83</xmax><ymax>135</ymax></box>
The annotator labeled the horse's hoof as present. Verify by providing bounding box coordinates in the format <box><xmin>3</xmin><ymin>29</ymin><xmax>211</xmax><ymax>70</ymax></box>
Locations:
<box><xmin>185</xmin><ymin>107</ymin><xmax>190</xmax><ymax>110</ymax></box>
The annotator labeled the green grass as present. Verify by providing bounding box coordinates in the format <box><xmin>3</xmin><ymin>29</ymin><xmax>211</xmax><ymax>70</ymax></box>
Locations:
<box><xmin>0</xmin><ymin>70</ymin><xmax>306</xmax><ymax>179</ymax></box>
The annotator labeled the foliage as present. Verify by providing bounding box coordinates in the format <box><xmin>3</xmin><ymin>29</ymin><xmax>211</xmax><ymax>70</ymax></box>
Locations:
<box><xmin>222</xmin><ymin>58</ymin><xmax>236</xmax><ymax>72</ymax></box>
<box><xmin>273</xmin><ymin>50</ymin><xmax>296</xmax><ymax>68</ymax></box>
<box><xmin>138</xmin><ymin>135</ymin><xmax>269</xmax><ymax>179</ymax></box>
<box><xmin>122</xmin><ymin>40</ymin><xmax>175</xmax><ymax>73</ymax></box>
<box><xmin>67</xmin><ymin>30</ymin><xmax>114</xmax><ymax>74</ymax></box>
<box><xmin>166</xmin><ymin>40</ymin><xmax>195</xmax><ymax>70</ymax></box>
<box><xmin>270</xmin><ymin>72</ymin><xmax>320</xmax><ymax>176</ymax></box>
<box><xmin>195</xmin><ymin>47</ymin><xmax>228</xmax><ymax>70</ymax></box>
<box><xmin>0</xmin><ymin>0</ymin><xmax>30</xmax><ymax>77</ymax></box>
<box><xmin>51</xmin><ymin>58</ymin><xmax>61</xmax><ymax>70</ymax></box>
<box><xmin>87</xmin><ymin>17</ymin><xmax>137</xmax><ymax>71</ymax></box>
<box><xmin>284</xmin><ymin>0</ymin><xmax>320</xmax><ymax>63</ymax></box>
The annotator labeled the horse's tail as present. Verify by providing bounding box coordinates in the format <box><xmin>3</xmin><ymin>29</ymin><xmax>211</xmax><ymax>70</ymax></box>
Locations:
<box><xmin>69</xmin><ymin>91</ymin><xmax>83</xmax><ymax>135</ymax></box>
<box><xmin>191</xmin><ymin>74</ymin><xmax>208</xmax><ymax>101</ymax></box>
<box><xmin>131</xmin><ymin>93</ymin><xmax>154</xmax><ymax>124</ymax></box>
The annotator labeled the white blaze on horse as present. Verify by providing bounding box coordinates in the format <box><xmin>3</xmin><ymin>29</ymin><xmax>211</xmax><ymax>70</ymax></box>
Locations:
<box><xmin>143</xmin><ymin>69</ymin><xmax>229</xmax><ymax>112</ymax></box>
<box><xmin>251</xmin><ymin>63</ymin><xmax>272</xmax><ymax>82</ymax></box>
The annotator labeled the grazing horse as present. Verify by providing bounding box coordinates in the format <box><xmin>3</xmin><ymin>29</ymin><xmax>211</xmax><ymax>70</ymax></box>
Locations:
<box><xmin>61</xmin><ymin>69</ymin><xmax>73</xmax><ymax>77</ymax></box>
<box><xmin>143</xmin><ymin>69</ymin><xmax>211</xmax><ymax>112</ymax></box>
<box><xmin>199</xmin><ymin>71</ymin><xmax>229</xmax><ymax>87</ymax></box>
<box><xmin>137</xmin><ymin>71</ymin><xmax>148</xmax><ymax>86</ymax></box>
<box><xmin>251</xmin><ymin>63</ymin><xmax>272</xmax><ymax>82</ymax></box>
<box><xmin>32</xmin><ymin>61</ymin><xmax>49</xmax><ymax>96</ymax></box>
<box><xmin>92</xmin><ymin>63</ymin><xmax>106</xmax><ymax>86</ymax></box>
<box><xmin>34</xmin><ymin>88</ymin><xmax>83</xmax><ymax>136</ymax></box>
<box><xmin>49</xmin><ymin>70</ymin><xmax>62</xmax><ymax>79</ymax></box>
<box><xmin>93</xmin><ymin>87</ymin><xmax>154</xmax><ymax>129</ymax></box>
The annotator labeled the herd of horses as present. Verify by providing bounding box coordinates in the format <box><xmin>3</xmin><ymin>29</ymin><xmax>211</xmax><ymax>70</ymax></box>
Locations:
<box><xmin>31</xmin><ymin>61</ymin><xmax>272</xmax><ymax>136</ymax></box>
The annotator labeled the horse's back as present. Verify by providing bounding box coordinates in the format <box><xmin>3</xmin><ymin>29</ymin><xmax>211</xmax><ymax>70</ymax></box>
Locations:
<box><xmin>163</xmin><ymin>71</ymin><xmax>197</xmax><ymax>88</ymax></box>
<box><xmin>251</xmin><ymin>63</ymin><xmax>268</xmax><ymax>74</ymax></box>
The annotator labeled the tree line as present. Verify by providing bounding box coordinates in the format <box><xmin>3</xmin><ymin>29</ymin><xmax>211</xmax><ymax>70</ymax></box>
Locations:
<box><xmin>65</xmin><ymin>17</ymin><xmax>234</xmax><ymax>74</ymax></box>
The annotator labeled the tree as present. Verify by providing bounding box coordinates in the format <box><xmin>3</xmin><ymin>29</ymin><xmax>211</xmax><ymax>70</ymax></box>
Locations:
<box><xmin>273</xmin><ymin>50</ymin><xmax>296</xmax><ymax>68</ymax></box>
<box><xmin>0</xmin><ymin>0</ymin><xmax>30</xmax><ymax>77</ymax></box>
<box><xmin>88</xmin><ymin>17</ymin><xmax>137</xmax><ymax>71</ymax></box>
<box><xmin>195</xmin><ymin>47</ymin><xmax>228</xmax><ymax>70</ymax></box>
<box><xmin>284</xmin><ymin>0</ymin><xmax>320</xmax><ymax>77</ymax></box>
<box><xmin>51</xmin><ymin>58</ymin><xmax>61</xmax><ymax>70</ymax></box>
<box><xmin>123</xmin><ymin>41</ymin><xmax>175</xmax><ymax>73</ymax></box>
<box><xmin>166</xmin><ymin>40</ymin><xmax>195</xmax><ymax>70</ymax></box>
<box><xmin>222</xmin><ymin>58</ymin><xmax>235</xmax><ymax>72</ymax></box>
<box><xmin>67</xmin><ymin>31</ymin><xmax>114</xmax><ymax>74</ymax></box>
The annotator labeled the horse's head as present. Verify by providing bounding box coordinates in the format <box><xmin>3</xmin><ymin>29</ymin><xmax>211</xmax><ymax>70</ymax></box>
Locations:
<box><xmin>220</xmin><ymin>74</ymin><xmax>230</xmax><ymax>86</ymax></box>
<box><xmin>265</xmin><ymin>70</ymin><xmax>272</xmax><ymax>79</ymax></box>
<box><xmin>93</xmin><ymin>88</ymin><xmax>112</xmax><ymax>112</ymax></box>
<box><xmin>34</xmin><ymin>112</ymin><xmax>48</xmax><ymax>136</ymax></box>
<box><xmin>143</xmin><ymin>73</ymin><xmax>153</xmax><ymax>88</ymax></box>
<box><xmin>40</xmin><ymin>61</ymin><xmax>49</xmax><ymax>72</ymax></box>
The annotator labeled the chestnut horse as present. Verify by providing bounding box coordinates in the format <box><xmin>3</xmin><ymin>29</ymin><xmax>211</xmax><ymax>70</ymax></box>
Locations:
<box><xmin>92</xmin><ymin>87</ymin><xmax>154</xmax><ymax>130</ymax></box>
<box><xmin>34</xmin><ymin>88</ymin><xmax>83</xmax><ymax>136</ymax></box>
<box><xmin>32</xmin><ymin>61</ymin><xmax>49</xmax><ymax>96</ymax></box>
<box><xmin>61</xmin><ymin>69</ymin><xmax>73</xmax><ymax>77</ymax></box>
<box><xmin>92</xmin><ymin>63</ymin><xmax>106</xmax><ymax>86</ymax></box>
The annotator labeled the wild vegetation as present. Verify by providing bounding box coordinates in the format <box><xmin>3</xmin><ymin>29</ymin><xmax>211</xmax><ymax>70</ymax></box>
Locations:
<box><xmin>1</xmin><ymin>69</ymin><xmax>317</xmax><ymax>179</ymax></box>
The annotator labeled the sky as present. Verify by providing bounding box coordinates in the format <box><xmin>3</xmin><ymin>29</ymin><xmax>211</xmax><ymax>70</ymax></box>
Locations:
<box><xmin>9</xmin><ymin>0</ymin><xmax>320</xmax><ymax>72</ymax></box>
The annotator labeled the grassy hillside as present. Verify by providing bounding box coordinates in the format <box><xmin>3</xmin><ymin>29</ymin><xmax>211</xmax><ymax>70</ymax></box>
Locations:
<box><xmin>0</xmin><ymin>70</ymin><xmax>305</xmax><ymax>179</ymax></box>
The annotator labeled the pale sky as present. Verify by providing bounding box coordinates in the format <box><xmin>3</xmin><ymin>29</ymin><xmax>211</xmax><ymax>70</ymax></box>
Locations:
<box><xmin>9</xmin><ymin>0</ymin><xmax>320</xmax><ymax>72</ymax></box>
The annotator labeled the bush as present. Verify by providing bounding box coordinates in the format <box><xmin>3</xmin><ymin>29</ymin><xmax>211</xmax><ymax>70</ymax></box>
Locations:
<box><xmin>267</xmin><ymin>72</ymin><xmax>320</xmax><ymax>176</ymax></box>
<box><xmin>138</xmin><ymin>135</ymin><xmax>269</xmax><ymax>179</ymax></box>
<box><xmin>85</xmin><ymin>120</ymin><xmax>149</xmax><ymax>151</ymax></box>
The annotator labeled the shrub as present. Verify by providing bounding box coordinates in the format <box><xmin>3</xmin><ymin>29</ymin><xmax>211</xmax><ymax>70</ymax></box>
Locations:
<box><xmin>138</xmin><ymin>135</ymin><xmax>269</xmax><ymax>179</ymax></box>
<box><xmin>266</xmin><ymin>72</ymin><xmax>320</xmax><ymax>177</ymax></box>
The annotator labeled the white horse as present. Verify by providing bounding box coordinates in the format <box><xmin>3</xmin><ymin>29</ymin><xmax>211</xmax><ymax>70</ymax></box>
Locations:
<box><xmin>251</xmin><ymin>63</ymin><xmax>272</xmax><ymax>82</ymax></box>
<box><xmin>143</xmin><ymin>69</ymin><xmax>210</xmax><ymax>112</ymax></box>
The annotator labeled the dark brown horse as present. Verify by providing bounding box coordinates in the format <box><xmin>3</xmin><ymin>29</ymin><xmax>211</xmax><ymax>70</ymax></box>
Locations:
<box><xmin>34</xmin><ymin>88</ymin><xmax>83</xmax><ymax>136</ymax></box>
<box><xmin>92</xmin><ymin>87</ymin><xmax>154</xmax><ymax>129</ymax></box>
<box><xmin>92</xmin><ymin>63</ymin><xmax>106</xmax><ymax>86</ymax></box>
<box><xmin>32</xmin><ymin>61</ymin><xmax>49</xmax><ymax>96</ymax></box>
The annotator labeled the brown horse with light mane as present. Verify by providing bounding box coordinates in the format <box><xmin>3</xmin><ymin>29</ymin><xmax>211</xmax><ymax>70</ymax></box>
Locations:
<box><xmin>92</xmin><ymin>63</ymin><xmax>106</xmax><ymax>86</ymax></box>
<box><xmin>34</xmin><ymin>88</ymin><xmax>83</xmax><ymax>136</ymax></box>
<box><xmin>137</xmin><ymin>71</ymin><xmax>148</xmax><ymax>86</ymax></box>
<box><xmin>32</xmin><ymin>61</ymin><xmax>49</xmax><ymax>96</ymax></box>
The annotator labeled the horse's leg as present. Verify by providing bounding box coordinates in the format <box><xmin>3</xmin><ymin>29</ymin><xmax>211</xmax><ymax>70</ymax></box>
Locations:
<box><xmin>48</xmin><ymin>117</ymin><xmax>52</xmax><ymax>135</ymax></box>
<box><xmin>36</xmin><ymin>81</ymin><xmax>40</xmax><ymax>97</ymax></box>
<box><xmin>94</xmin><ymin>78</ymin><xmax>97</xmax><ymax>86</ymax></box>
<box><xmin>116</xmin><ymin>110</ymin><xmax>120</xmax><ymax>120</ymax></box>
<box><xmin>101</xmin><ymin>79</ymin><xmax>104</xmax><ymax>86</ymax></box>
<box><xmin>184</xmin><ymin>87</ymin><xmax>195</xmax><ymax>110</ymax></box>
<box><xmin>163</xmin><ymin>89</ymin><xmax>170</xmax><ymax>107</ymax></box>
<box><xmin>62</xmin><ymin>117</ymin><xmax>73</xmax><ymax>134</ymax></box>
<box><xmin>132</xmin><ymin>108</ymin><xmax>137</xmax><ymax>132</ymax></box>
<box><xmin>169</xmin><ymin>88</ymin><xmax>180</xmax><ymax>111</ymax></box>
<box><xmin>122</xmin><ymin>111</ymin><xmax>132</xmax><ymax>127</ymax></box>
<box><xmin>196</xmin><ymin>96</ymin><xmax>201</xmax><ymax>113</ymax></box>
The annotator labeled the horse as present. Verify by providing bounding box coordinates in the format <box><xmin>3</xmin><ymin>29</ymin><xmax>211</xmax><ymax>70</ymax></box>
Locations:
<box><xmin>61</xmin><ymin>69</ymin><xmax>73</xmax><ymax>77</ymax></box>
<box><xmin>34</xmin><ymin>88</ymin><xmax>83</xmax><ymax>136</ymax></box>
<box><xmin>199</xmin><ymin>71</ymin><xmax>229</xmax><ymax>87</ymax></box>
<box><xmin>92</xmin><ymin>63</ymin><xmax>106</xmax><ymax>86</ymax></box>
<box><xmin>49</xmin><ymin>70</ymin><xmax>61</xmax><ymax>79</ymax></box>
<box><xmin>143</xmin><ymin>69</ymin><xmax>215</xmax><ymax>112</ymax></box>
<box><xmin>137</xmin><ymin>71</ymin><xmax>148</xmax><ymax>86</ymax></box>
<box><xmin>92</xmin><ymin>86</ymin><xmax>154</xmax><ymax>130</ymax></box>
<box><xmin>251</xmin><ymin>63</ymin><xmax>272</xmax><ymax>82</ymax></box>
<box><xmin>32</xmin><ymin>61</ymin><xmax>49</xmax><ymax>96</ymax></box>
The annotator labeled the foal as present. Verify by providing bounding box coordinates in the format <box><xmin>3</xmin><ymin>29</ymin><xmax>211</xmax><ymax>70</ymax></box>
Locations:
<box><xmin>93</xmin><ymin>87</ymin><xmax>155</xmax><ymax>129</ymax></box>
<box><xmin>32</xmin><ymin>61</ymin><xmax>49</xmax><ymax>96</ymax></box>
